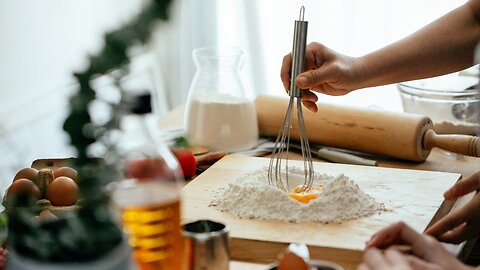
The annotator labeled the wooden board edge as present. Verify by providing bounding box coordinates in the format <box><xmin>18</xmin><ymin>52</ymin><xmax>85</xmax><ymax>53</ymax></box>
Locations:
<box><xmin>231</xmin><ymin>237</ymin><xmax>362</xmax><ymax>270</ymax></box>
<box><xmin>425</xmin><ymin>174</ymin><xmax>461</xmax><ymax>230</ymax></box>
<box><xmin>426</xmin><ymin>199</ymin><xmax>456</xmax><ymax>230</ymax></box>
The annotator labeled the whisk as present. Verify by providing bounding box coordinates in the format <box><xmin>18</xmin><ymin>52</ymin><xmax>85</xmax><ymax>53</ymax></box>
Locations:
<box><xmin>268</xmin><ymin>6</ymin><xmax>314</xmax><ymax>193</ymax></box>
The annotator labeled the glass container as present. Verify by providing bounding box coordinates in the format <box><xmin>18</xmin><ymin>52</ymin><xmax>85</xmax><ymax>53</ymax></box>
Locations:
<box><xmin>184</xmin><ymin>47</ymin><xmax>259</xmax><ymax>152</ymax></box>
<box><xmin>397</xmin><ymin>73</ymin><xmax>480</xmax><ymax>135</ymax></box>
<box><xmin>110</xmin><ymin>94</ymin><xmax>184</xmax><ymax>270</ymax></box>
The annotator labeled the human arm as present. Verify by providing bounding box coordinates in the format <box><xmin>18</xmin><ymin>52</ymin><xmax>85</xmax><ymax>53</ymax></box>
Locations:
<box><xmin>358</xmin><ymin>0</ymin><xmax>480</xmax><ymax>88</ymax></box>
<box><xmin>424</xmin><ymin>172</ymin><xmax>480</xmax><ymax>244</ymax></box>
<box><xmin>281</xmin><ymin>0</ymin><xmax>480</xmax><ymax>112</ymax></box>
<box><xmin>358</xmin><ymin>222</ymin><xmax>474</xmax><ymax>270</ymax></box>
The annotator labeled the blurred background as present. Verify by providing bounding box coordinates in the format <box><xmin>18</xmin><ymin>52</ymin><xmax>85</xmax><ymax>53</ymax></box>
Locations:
<box><xmin>0</xmin><ymin>0</ymin><xmax>468</xmax><ymax>191</ymax></box>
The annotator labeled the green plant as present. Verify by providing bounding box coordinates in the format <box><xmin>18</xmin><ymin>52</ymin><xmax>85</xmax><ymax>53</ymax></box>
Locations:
<box><xmin>7</xmin><ymin>0</ymin><xmax>173</xmax><ymax>262</ymax></box>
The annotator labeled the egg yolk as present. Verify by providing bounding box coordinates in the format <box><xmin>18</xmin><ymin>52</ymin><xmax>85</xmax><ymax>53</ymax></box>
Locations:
<box><xmin>288</xmin><ymin>184</ymin><xmax>324</xmax><ymax>204</ymax></box>
<box><xmin>288</xmin><ymin>192</ymin><xmax>318</xmax><ymax>204</ymax></box>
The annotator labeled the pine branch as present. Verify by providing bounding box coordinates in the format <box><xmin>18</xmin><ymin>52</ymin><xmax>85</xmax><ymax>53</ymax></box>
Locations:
<box><xmin>8</xmin><ymin>0</ymin><xmax>173</xmax><ymax>262</ymax></box>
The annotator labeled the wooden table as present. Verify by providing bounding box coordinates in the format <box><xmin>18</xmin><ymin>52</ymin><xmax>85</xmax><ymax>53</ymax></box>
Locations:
<box><xmin>159</xmin><ymin>105</ymin><xmax>480</xmax><ymax>269</ymax></box>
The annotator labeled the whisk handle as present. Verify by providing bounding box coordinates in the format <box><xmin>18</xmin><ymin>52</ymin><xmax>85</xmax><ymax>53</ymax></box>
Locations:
<box><xmin>290</xmin><ymin>9</ymin><xmax>308</xmax><ymax>98</ymax></box>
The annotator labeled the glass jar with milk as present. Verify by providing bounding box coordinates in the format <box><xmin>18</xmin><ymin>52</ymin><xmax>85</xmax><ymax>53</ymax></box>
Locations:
<box><xmin>184</xmin><ymin>47</ymin><xmax>258</xmax><ymax>152</ymax></box>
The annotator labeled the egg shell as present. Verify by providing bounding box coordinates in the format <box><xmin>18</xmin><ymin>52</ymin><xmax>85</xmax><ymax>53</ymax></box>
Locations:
<box><xmin>53</xmin><ymin>167</ymin><xmax>78</xmax><ymax>182</ymax></box>
<box><xmin>278</xmin><ymin>251</ymin><xmax>309</xmax><ymax>270</ymax></box>
<box><xmin>13</xmin><ymin>168</ymin><xmax>39</xmax><ymax>182</ymax></box>
<box><xmin>46</xmin><ymin>176</ymin><xmax>79</xmax><ymax>206</ymax></box>
<box><xmin>6</xmin><ymin>178</ymin><xmax>41</xmax><ymax>206</ymax></box>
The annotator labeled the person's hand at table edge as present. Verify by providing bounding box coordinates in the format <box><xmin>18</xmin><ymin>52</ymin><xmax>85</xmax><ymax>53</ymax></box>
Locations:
<box><xmin>359</xmin><ymin>221</ymin><xmax>475</xmax><ymax>270</ymax></box>
<box><xmin>425</xmin><ymin>172</ymin><xmax>480</xmax><ymax>244</ymax></box>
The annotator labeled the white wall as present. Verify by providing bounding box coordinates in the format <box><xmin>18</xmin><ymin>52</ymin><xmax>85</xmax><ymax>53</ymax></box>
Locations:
<box><xmin>0</xmin><ymin>0</ymin><xmax>145</xmax><ymax>197</ymax></box>
<box><xmin>0</xmin><ymin>0</ymin><xmax>144</xmax><ymax>116</ymax></box>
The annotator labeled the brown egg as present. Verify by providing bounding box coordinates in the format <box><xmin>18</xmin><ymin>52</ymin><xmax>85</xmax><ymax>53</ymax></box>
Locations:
<box><xmin>6</xmin><ymin>178</ymin><xmax>41</xmax><ymax>205</ymax></box>
<box><xmin>46</xmin><ymin>176</ymin><xmax>79</xmax><ymax>206</ymax></box>
<box><xmin>278</xmin><ymin>251</ymin><xmax>309</xmax><ymax>270</ymax></box>
<box><xmin>13</xmin><ymin>168</ymin><xmax>38</xmax><ymax>182</ymax></box>
<box><xmin>53</xmin><ymin>167</ymin><xmax>78</xmax><ymax>182</ymax></box>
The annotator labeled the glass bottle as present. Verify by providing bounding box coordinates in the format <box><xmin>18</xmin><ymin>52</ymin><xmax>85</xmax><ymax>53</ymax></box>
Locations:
<box><xmin>184</xmin><ymin>47</ymin><xmax>259</xmax><ymax>152</ymax></box>
<box><xmin>110</xmin><ymin>93</ymin><xmax>184</xmax><ymax>270</ymax></box>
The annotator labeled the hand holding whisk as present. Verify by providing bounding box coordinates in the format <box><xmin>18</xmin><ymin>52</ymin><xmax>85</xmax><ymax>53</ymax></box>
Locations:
<box><xmin>268</xmin><ymin>6</ymin><xmax>314</xmax><ymax>193</ymax></box>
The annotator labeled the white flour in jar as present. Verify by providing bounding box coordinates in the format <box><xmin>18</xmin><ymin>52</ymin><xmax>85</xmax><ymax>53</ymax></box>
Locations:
<box><xmin>210</xmin><ymin>168</ymin><xmax>386</xmax><ymax>223</ymax></box>
<box><xmin>185</xmin><ymin>94</ymin><xmax>258</xmax><ymax>152</ymax></box>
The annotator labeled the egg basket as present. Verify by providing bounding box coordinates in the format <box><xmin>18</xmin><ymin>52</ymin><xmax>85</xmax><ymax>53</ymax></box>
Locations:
<box><xmin>2</xmin><ymin>158</ymin><xmax>80</xmax><ymax>217</ymax></box>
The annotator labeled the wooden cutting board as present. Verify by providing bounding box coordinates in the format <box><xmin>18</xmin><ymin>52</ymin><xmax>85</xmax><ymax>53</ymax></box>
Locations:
<box><xmin>181</xmin><ymin>155</ymin><xmax>461</xmax><ymax>270</ymax></box>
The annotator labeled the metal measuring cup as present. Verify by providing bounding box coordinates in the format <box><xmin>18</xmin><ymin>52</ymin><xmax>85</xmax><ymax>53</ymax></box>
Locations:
<box><xmin>183</xmin><ymin>220</ymin><xmax>230</xmax><ymax>270</ymax></box>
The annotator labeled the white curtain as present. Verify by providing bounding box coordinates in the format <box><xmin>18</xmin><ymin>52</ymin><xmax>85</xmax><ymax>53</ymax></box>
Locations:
<box><xmin>151</xmin><ymin>0</ymin><xmax>468</xmax><ymax>112</ymax></box>
<box><xmin>151</xmin><ymin>0</ymin><xmax>218</xmax><ymax>114</ymax></box>
<box><xmin>150</xmin><ymin>0</ymin><xmax>269</xmax><ymax>114</ymax></box>
<box><xmin>257</xmin><ymin>0</ymin><xmax>468</xmax><ymax>110</ymax></box>
<box><xmin>0</xmin><ymin>0</ymin><xmax>145</xmax><ymax>117</ymax></box>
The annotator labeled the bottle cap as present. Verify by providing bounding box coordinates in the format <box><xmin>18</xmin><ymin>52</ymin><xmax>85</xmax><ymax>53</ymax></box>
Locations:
<box><xmin>128</xmin><ymin>93</ymin><xmax>152</xmax><ymax>114</ymax></box>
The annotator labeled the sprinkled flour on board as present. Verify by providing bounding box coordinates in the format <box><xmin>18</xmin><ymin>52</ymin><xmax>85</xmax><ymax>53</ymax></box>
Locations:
<box><xmin>210</xmin><ymin>167</ymin><xmax>386</xmax><ymax>223</ymax></box>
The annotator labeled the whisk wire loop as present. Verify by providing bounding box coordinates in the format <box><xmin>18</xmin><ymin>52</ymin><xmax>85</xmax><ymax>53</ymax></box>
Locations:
<box><xmin>297</xmin><ymin>98</ymin><xmax>314</xmax><ymax>190</ymax></box>
<box><xmin>268</xmin><ymin>96</ymin><xmax>295</xmax><ymax>191</ymax></box>
<box><xmin>267</xmin><ymin>97</ymin><xmax>314</xmax><ymax>193</ymax></box>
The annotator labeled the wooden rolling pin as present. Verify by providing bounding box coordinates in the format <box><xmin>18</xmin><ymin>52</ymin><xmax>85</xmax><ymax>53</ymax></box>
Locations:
<box><xmin>255</xmin><ymin>95</ymin><xmax>480</xmax><ymax>162</ymax></box>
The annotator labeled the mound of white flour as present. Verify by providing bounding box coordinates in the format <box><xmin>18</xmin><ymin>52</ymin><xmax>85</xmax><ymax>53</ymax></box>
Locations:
<box><xmin>210</xmin><ymin>168</ymin><xmax>385</xmax><ymax>223</ymax></box>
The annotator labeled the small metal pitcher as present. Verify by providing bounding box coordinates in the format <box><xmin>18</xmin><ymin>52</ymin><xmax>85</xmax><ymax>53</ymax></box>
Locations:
<box><xmin>183</xmin><ymin>220</ymin><xmax>230</xmax><ymax>270</ymax></box>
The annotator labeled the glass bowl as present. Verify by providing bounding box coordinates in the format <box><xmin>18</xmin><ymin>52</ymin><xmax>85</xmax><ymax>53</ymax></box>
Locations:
<box><xmin>397</xmin><ymin>73</ymin><xmax>480</xmax><ymax>135</ymax></box>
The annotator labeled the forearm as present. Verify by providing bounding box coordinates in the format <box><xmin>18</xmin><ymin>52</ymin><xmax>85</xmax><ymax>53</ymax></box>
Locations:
<box><xmin>357</xmin><ymin>0</ymin><xmax>480</xmax><ymax>88</ymax></box>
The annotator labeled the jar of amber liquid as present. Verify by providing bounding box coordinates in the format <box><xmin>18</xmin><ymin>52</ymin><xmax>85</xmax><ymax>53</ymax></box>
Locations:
<box><xmin>111</xmin><ymin>93</ymin><xmax>184</xmax><ymax>270</ymax></box>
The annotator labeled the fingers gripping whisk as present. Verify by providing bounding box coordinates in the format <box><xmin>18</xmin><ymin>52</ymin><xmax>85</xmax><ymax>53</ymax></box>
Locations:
<box><xmin>267</xmin><ymin>6</ymin><xmax>314</xmax><ymax>192</ymax></box>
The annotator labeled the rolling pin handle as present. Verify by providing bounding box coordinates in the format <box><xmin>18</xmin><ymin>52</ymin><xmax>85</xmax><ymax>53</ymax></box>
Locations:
<box><xmin>423</xmin><ymin>129</ymin><xmax>480</xmax><ymax>157</ymax></box>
